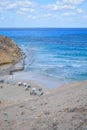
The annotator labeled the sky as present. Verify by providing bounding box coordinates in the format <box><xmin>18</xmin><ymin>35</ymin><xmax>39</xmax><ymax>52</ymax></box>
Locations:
<box><xmin>0</xmin><ymin>0</ymin><xmax>87</xmax><ymax>28</ymax></box>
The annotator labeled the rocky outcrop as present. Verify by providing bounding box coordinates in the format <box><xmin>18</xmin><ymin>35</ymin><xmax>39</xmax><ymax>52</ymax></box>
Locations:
<box><xmin>0</xmin><ymin>36</ymin><xmax>22</xmax><ymax>65</ymax></box>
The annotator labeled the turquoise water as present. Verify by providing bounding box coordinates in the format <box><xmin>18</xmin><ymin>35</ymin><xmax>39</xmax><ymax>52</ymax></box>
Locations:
<box><xmin>0</xmin><ymin>28</ymin><xmax>87</xmax><ymax>85</ymax></box>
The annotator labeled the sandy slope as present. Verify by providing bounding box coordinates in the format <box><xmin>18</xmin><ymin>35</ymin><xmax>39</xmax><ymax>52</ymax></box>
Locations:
<box><xmin>0</xmin><ymin>79</ymin><xmax>87</xmax><ymax>130</ymax></box>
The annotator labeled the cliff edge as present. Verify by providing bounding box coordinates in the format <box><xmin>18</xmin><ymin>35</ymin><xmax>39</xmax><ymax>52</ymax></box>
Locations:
<box><xmin>0</xmin><ymin>36</ymin><xmax>22</xmax><ymax>65</ymax></box>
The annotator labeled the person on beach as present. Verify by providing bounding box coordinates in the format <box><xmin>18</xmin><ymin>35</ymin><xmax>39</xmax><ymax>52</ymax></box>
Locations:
<box><xmin>24</xmin><ymin>85</ymin><xmax>31</xmax><ymax>91</ymax></box>
<box><xmin>30</xmin><ymin>88</ymin><xmax>43</xmax><ymax>96</ymax></box>
<box><xmin>0</xmin><ymin>79</ymin><xmax>4</xmax><ymax>83</ymax></box>
<box><xmin>0</xmin><ymin>80</ymin><xmax>4</xmax><ymax>88</ymax></box>
<box><xmin>0</xmin><ymin>86</ymin><xmax>3</xmax><ymax>88</ymax></box>
<box><xmin>18</xmin><ymin>82</ymin><xmax>22</xmax><ymax>86</ymax></box>
<box><xmin>30</xmin><ymin>88</ymin><xmax>36</xmax><ymax>95</ymax></box>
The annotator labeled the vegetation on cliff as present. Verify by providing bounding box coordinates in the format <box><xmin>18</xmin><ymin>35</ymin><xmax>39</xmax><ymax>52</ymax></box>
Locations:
<box><xmin>0</xmin><ymin>36</ymin><xmax>22</xmax><ymax>65</ymax></box>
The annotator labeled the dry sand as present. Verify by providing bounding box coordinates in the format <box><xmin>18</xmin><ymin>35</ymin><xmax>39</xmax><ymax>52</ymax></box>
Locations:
<box><xmin>0</xmin><ymin>75</ymin><xmax>87</xmax><ymax>130</ymax></box>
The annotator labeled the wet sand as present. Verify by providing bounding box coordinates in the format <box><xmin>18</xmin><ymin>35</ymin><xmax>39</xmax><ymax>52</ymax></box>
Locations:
<box><xmin>12</xmin><ymin>71</ymin><xmax>68</xmax><ymax>89</ymax></box>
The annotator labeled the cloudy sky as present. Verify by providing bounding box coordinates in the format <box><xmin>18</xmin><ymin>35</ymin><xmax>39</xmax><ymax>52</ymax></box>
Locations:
<box><xmin>0</xmin><ymin>0</ymin><xmax>87</xmax><ymax>28</ymax></box>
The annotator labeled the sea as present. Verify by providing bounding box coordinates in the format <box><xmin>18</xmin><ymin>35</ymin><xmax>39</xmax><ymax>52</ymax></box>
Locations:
<box><xmin>0</xmin><ymin>28</ymin><xmax>87</xmax><ymax>88</ymax></box>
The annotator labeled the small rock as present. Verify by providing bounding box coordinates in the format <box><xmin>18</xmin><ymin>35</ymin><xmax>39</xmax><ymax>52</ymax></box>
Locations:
<box><xmin>19</xmin><ymin>105</ymin><xmax>24</xmax><ymax>108</ymax></box>
<box><xmin>68</xmin><ymin>107</ymin><xmax>77</xmax><ymax>112</ymax></box>
<box><xmin>21</xmin><ymin>112</ymin><xmax>25</xmax><ymax>115</ymax></box>
<box><xmin>3</xmin><ymin>113</ymin><xmax>8</xmax><ymax>116</ymax></box>
<box><xmin>44</xmin><ymin>112</ymin><xmax>50</xmax><ymax>115</ymax></box>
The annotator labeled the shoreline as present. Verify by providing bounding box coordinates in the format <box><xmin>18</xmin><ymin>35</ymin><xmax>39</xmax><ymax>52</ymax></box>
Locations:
<box><xmin>0</xmin><ymin>60</ymin><xmax>87</xmax><ymax>89</ymax></box>
<box><xmin>0</xmin><ymin>52</ymin><xmax>87</xmax><ymax>90</ymax></box>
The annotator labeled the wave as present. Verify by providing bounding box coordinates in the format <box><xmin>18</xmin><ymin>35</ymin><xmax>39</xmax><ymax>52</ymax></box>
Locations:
<box><xmin>18</xmin><ymin>34</ymin><xmax>87</xmax><ymax>82</ymax></box>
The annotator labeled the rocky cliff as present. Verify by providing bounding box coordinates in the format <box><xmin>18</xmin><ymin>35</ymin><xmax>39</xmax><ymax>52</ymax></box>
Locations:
<box><xmin>0</xmin><ymin>36</ymin><xmax>22</xmax><ymax>65</ymax></box>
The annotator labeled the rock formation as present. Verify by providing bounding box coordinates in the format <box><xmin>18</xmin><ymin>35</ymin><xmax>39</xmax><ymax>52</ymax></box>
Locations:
<box><xmin>0</xmin><ymin>36</ymin><xmax>22</xmax><ymax>65</ymax></box>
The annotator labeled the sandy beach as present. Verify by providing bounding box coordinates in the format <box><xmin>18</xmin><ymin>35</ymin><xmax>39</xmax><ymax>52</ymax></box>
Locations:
<box><xmin>0</xmin><ymin>71</ymin><xmax>87</xmax><ymax>130</ymax></box>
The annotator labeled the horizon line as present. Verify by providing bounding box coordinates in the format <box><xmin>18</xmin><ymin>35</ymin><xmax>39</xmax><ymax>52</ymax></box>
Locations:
<box><xmin>0</xmin><ymin>27</ymin><xmax>87</xmax><ymax>29</ymax></box>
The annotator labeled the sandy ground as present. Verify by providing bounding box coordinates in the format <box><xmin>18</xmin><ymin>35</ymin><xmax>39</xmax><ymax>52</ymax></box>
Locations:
<box><xmin>0</xmin><ymin>76</ymin><xmax>87</xmax><ymax>130</ymax></box>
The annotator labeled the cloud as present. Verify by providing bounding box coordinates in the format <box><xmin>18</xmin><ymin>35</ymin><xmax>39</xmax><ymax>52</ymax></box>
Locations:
<box><xmin>44</xmin><ymin>3</ymin><xmax>76</xmax><ymax>11</ymax></box>
<box><xmin>27</xmin><ymin>15</ymin><xmax>37</xmax><ymax>20</ymax></box>
<box><xmin>62</xmin><ymin>12</ymin><xmax>76</xmax><ymax>16</ymax></box>
<box><xmin>76</xmin><ymin>8</ymin><xmax>83</xmax><ymax>13</ymax></box>
<box><xmin>0</xmin><ymin>1</ymin><xmax>17</xmax><ymax>11</ymax></box>
<box><xmin>62</xmin><ymin>8</ymin><xmax>83</xmax><ymax>16</ymax></box>
<box><xmin>0</xmin><ymin>0</ymin><xmax>36</xmax><ymax>12</ymax></box>
<box><xmin>43</xmin><ymin>0</ymin><xmax>84</xmax><ymax>11</ymax></box>
<box><xmin>16</xmin><ymin>0</ymin><xmax>36</xmax><ymax>7</ymax></box>
<box><xmin>63</xmin><ymin>0</ymin><xmax>84</xmax><ymax>5</ymax></box>
<box><xmin>43</xmin><ymin>0</ymin><xmax>84</xmax><ymax>20</ymax></box>
<box><xmin>19</xmin><ymin>7</ymin><xmax>35</xmax><ymax>13</ymax></box>
<box><xmin>0</xmin><ymin>0</ymin><xmax>85</xmax><ymax>23</ymax></box>
<box><xmin>45</xmin><ymin>4</ymin><xmax>76</xmax><ymax>11</ymax></box>
<box><xmin>43</xmin><ymin>0</ymin><xmax>84</xmax><ymax>12</ymax></box>
<box><xmin>6</xmin><ymin>3</ymin><xmax>17</xmax><ymax>10</ymax></box>
<box><xmin>17</xmin><ymin>11</ymin><xmax>26</xmax><ymax>15</ymax></box>
<box><xmin>44</xmin><ymin>13</ymin><xmax>56</xmax><ymax>17</ymax></box>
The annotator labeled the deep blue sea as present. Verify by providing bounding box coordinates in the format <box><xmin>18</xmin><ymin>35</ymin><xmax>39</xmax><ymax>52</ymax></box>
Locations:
<box><xmin>0</xmin><ymin>28</ymin><xmax>87</xmax><ymax>86</ymax></box>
